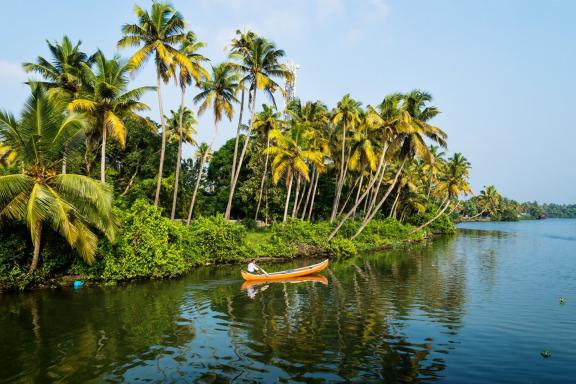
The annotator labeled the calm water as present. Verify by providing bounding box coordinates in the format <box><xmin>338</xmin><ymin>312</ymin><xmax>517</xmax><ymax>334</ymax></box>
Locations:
<box><xmin>1</xmin><ymin>219</ymin><xmax>576</xmax><ymax>383</ymax></box>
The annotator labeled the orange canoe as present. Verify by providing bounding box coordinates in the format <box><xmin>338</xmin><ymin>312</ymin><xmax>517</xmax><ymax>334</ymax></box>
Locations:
<box><xmin>241</xmin><ymin>259</ymin><xmax>329</xmax><ymax>281</ymax></box>
<box><xmin>241</xmin><ymin>274</ymin><xmax>329</xmax><ymax>290</ymax></box>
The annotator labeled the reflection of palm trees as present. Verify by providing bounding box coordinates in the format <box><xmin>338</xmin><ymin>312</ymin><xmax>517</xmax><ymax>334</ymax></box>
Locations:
<box><xmin>3</xmin><ymin>243</ymin><xmax>468</xmax><ymax>382</ymax></box>
<box><xmin>196</xmin><ymin>244</ymin><xmax>467</xmax><ymax>381</ymax></box>
<box><xmin>1</xmin><ymin>280</ymin><xmax>195</xmax><ymax>382</ymax></box>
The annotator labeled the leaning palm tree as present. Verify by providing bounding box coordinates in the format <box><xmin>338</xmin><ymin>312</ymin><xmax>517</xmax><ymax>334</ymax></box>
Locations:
<box><xmin>344</xmin><ymin>91</ymin><xmax>447</xmax><ymax>240</ymax></box>
<box><xmin>169</xmin><ymin>31</ymin><xmax>209</xmax><ymax>219</ymax></box>
<box><xmin>264</xmin><ymin>129</ymin><xmax>323</xmax><ymax>222</ymax></box>
<box><xmin>191</xmin><ymin>63</ymin><xmax>239</xmax><ymax>221</ymax></box>
<box><xmin>253</xmin><ymin>104</ymin><xmax>283</xmax><ymax>220</ymax></box>
<box><xmin>225</xmin><ymin>36</ymin><xmax>292</xmax><ymax>219</ymax></box>
<box><xmin>469</xmin><ymin>185</ymin><xmax>501</xmax><ymax>219</ymax></box>
<box><xmin>68</xmin><ymin>51</ymin><xmax>153</xmax><ymax>183</ymax></box>
<box><xmin>410</xmin><ymin>153</ymin><xmax>472</xmax><ymax>233</ymax></box>
<box><xmin>22</xmin><ymin>35</ymin><xmax>93</xmax><ymax>102</ymax></box>
<box><xmin>166</xmin><ymin>107</ymin><xmax>197</xmax><ymax>219</ymax></box>
<box><xmin>330</xmin><ymin>94</ymin><xmax>362</xmax><ymax>222</ymax></box>
<box><xmin>186</xmin><ymin>142</ymin><xmax>211</xmax><ymax>224</ymax></box>
<box><xmin>118</xmin><ymin>2</ymin><xmax>193</xmax><ymax>206</ymax></box>
<box><xmin>0</xmin><ymin>85</ymin><xmax>116</xmax><ymax>273</ymax></box>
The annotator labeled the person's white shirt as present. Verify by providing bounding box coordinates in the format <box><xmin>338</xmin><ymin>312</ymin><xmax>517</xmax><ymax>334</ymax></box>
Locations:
<box><xmin>247</xmin><ymin>262</ymin><xmax>258</xmax><ymax>273</ymax></box>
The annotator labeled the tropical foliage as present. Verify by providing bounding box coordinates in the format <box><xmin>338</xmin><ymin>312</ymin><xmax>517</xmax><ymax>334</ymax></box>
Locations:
<box><xmin>7</xmin><ymin>1</ymin><xmax>566</xmax><ymax>290</ymax></box>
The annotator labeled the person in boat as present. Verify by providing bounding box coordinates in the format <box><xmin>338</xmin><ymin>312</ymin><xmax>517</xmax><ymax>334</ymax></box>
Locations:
<box><xmin>247</xmin><ymin>259</ymin><xmax>268</xmax><ymax>275</ymax></box>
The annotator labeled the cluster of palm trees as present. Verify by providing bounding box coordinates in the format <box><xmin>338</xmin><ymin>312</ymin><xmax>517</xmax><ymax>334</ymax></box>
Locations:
<box><xmin>0</xmin><ymin>2</ymin><xmax>475</xmax><ymax>272</ymax></box>
<box><xmin>255</xmin><ymin>91</ymin><xmax>472</xmax><ymax>239</ymax></box>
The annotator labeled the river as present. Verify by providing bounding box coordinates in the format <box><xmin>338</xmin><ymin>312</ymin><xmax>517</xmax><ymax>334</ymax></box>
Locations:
<box><xmin>1</xmin><ymin>219</ymin><xmax>575</xmax><ymax>383</ymax></box>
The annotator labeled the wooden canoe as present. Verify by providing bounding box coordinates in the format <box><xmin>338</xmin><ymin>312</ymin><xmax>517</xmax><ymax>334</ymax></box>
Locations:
<box><xmin>240</xmin><ymin>274</ymin><xmax>329</xmax><ymax>290</ymax></box>
<box><xmin>241</xmin><ymin>259</ymin><xmax>329</xmax><ymax>281</ymax></box>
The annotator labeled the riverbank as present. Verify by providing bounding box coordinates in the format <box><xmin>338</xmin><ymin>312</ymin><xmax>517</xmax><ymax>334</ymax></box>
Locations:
<box><xmin>0</xmin><ymin>200</ymin><xmax>455</xmax><ymax>292</ymax></box>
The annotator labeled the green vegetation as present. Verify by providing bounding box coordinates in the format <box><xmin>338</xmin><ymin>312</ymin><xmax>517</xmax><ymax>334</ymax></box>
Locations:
<box><xmin>6</xmin><ymin>1</ymin><xmax>543</xmax><ymax>293</ymax></box>
<box><xmin>0</xmin><ymin>200</ymin><xmax>438</xmax><ymax>291</ymax></box>
<box><xmin>457</xmin><ymin>185</ymin><xmax>576</xmax><ymax>221</ymax></box>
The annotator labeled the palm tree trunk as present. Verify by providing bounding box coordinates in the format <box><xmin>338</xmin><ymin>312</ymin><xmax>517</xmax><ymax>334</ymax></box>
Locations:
<box><xmin>409</xmin><ymin>196</ymin><xmax>451</xmax><ymax>234</ymax></box>
<box><xmin>468</xmin><ymin>208</ymin><xmax>487</xmax><ymax>220</ymax></box>
<box><xmin>295</xmin><ymin>179</ymin><xmax>308</xmax><ymax>216</ymax></box>
<box><xmin>338</xmin><ymin>175</ymin><xmax>361</xmax><ymax>217</ymax></box>
<box><xmin>230</xmin><ymin>87</ymin><xmax>245</xmax><ymax>201</ymax></box>
<box><xmin>427</xmin><ymin>170</ymin><xmax>433</xmax><ymax>199</ymax></box>
<box><xmin>307</xmin><ymin>170</ymin><xmax>319</xmax><ymax>221</ymax></box>
<box><xmin>292</xmin><ymin>175</ymin><xmax>301</xmax><ymax>218</ymax></box>
<box><xmin>171</xmin><ymin>88</ymin><xmax>186</xmax><ymax>220</ymax></box>
<box><xmin>389</xmin><ymin>185</ymin><xmax>401</xmax><ymax>218</ymax></box>
<box><xmin>351</xmin><ymin>158</ymin><xmax>407</xmax><ymax>240</ymax></box>
<box><xmin>100</xmin><ymin>122</ymin><xmax>107</xmax><ymax>183</ymax></box>
<box><xmin>186</xmin><ymin>152</ymin><xmax>207</xmax><ymax>225</ymax></box>
<box><xmin>327</xmin><ymin>142</ymin><xmax>389</xmax><ymax>240</ymax></box>
<box><xmin>283</xmin><ymin>173</ymin><xmax>293</xmax><ymax>222</ymax></box>
<box><xmin>255</xmin><ymin>135</ymin><xmax>271</xmax><ymax>220</ymax></box>
<box><xmin>62</xmin><ymin>144</ymin><xmax>68</xmax><ymax>174</ymax></box>
<box><xmin>226</xmin><ymin>89</ymin><xmax>257</xmax><ymax>219</ymax></box>
<box><xmin>29</xmin><ymin>222</ymin><xmax>42</xmax><ymax>274</ymax></box>
<box><xmin>121</xmin><ymin>163</ymin><xmax>139</xmax><ymax>197</ymax></box>
<box><xmin>366</xmin><ymin>161</ymin><xmax>389</xmax><ymax>218</ymax></box>
<box><xmin>154</xmin><ymin>71</ymin><xmax>168</xmax><ymax>207</ymax></box>
<box><xmin>301</xmin><ymin>167</ymin><xmax>315</xmax><ymax>219</ymax></box>
<box><xmin>352</xmin><ymin>174</ymin><xmax>364</xmax><ymax>217</ymax></box>
<box><xmin>188</xmin><ymin>121</ymin><xmax>219</xmax><ymax>224</ymax></box>
<box><xmin>399</xmin><ymin>208</ymin><xmax>407</xmax><ymax>223</ymax></box>
<box><xmin>330</xmin><ymin>124</ymin><xmax>347</xmax><ymax>223</ymax></box>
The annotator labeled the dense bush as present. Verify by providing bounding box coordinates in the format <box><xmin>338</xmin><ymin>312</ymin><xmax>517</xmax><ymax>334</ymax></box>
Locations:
<box><xmin>0</xmin><ymin>200</ymin><xmax>444</xmax><ymax>291</ymax></box>
<box><xmin>187</xmin><ymin>215</ymin><xmax>248</xmax><ymax>263</ymax></box>
<box><xmin>406</xmin><ymin>207</ymin><xmax>456</xmax><ymax>235</ymax></box>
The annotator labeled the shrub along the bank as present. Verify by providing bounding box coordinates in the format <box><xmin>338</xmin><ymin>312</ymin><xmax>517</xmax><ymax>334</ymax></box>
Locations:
<box><xmin>0</xmin><ymin>200</ymin><xmax>445</xmax><ymax>291</ymax></box>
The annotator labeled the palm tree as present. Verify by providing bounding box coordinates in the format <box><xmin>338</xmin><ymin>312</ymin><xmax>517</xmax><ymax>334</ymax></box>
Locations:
<box><xmin>68</xmin><ymin>51</ymin><xmax>153</xmax><ymax>183</ymax></box>
<box><xmin>118</xmin><ymin>2</ymin><xmax>193</xmax><ymax>206</ymax></box>
<box><xmin>169</xmin><ymin>31</ymin><xmax>209</xmax><ymax>219</ymax></box>
<box><xmin>225</xmin><ymin>36</ymin><xmax>292</xmax><ymax>220</ymax></box>
<box><xmin>191</xmin><ymin>63</ymin><xmax>239</xmax><ymax>221</ymax></box>
<box><xmin>347</xmin><ymin>113</ymin><xmax>379</xmax><ymax>216</ymax></box>
<box><xmin>22</xmin><ymin>35</ymin><xmax>93</xmax><ymax>102</ymax></box>
<box><xmin>411</xmin><ymin>153</ymin><xmax>471</xmax><ymax>233</ymax></box>
<box><xmin>166</xmin><ymin>107</ymin><xmax>197</xmax><ymax>219</ymax></box>
<box><xmin>22</xmin><ymin>36</ymin><xmax>95</xmax><ymax>174</ymax></box>
<box><xmin>330</xmin><ymin>94</ymin><xmax>362</xmax><ymax>222</ymax></box>
<box><xmin>227</xmin><ymin>30</ymin><xmax>257</xmax><ymax>211</ymax></box>
<box><xmin>350</xmin><ymin>91</ymin><xmax>447</xmax><ymax>240</ymax></box>
<box><xmin>469</xmin><ymin>185</ymin><xmax>501</xmax><ymax>219</ymax></box>
<box><xmin>293</xmin><ymin>100</ymin><xmax>331</xmax><ymax>220</ymax></box>
<box><xmin>423</xmin><ymin>145</ymin><xmax>445</xmax><ymax>198</ymax></box>
<box><xmin>253</xmin><ymin>104</ymin><xmax>283</xmax><ymax>220</ymax></box>
<box><xmin>264</xmin><ymin>129</ymin><xmax>323</xmax><ymax>222</ymax></box>
<box><xmin>186</xmin><ymin>142</ymin><xmax>211</xmax><ymax>224</ymax></box>
<box><xmin>0</xmin><ymin>85</ymin><xmax>116</xmax><ymax>273</ymax></box>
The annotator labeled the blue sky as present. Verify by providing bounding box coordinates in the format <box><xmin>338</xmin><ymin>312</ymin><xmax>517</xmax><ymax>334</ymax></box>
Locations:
<box><xmin>1</xmin><ymin>0</ymin><xmax>574</xmax><ymax>203</ymax></box>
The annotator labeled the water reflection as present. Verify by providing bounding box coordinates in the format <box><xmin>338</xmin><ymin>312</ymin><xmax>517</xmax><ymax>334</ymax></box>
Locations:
<box><xmin>241</xmin><ymin>274</ymin><xmax>329</xmax><ymax>299</ymax></box>
<box><xmin>1</xmin><ymin>239</ymin><xmax>467</xmax><ymax>383</ymax></box>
